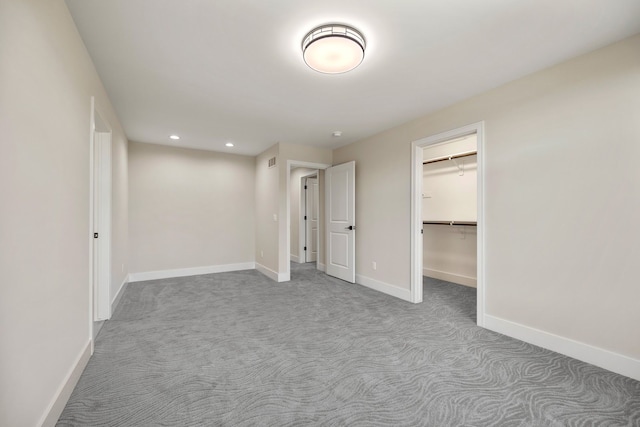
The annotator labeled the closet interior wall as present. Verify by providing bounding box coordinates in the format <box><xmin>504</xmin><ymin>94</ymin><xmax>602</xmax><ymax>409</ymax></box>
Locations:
<box><xmin>422</xmin><ymin>135</ymin><xmax>478</xmax><ymax>287</ymax></box>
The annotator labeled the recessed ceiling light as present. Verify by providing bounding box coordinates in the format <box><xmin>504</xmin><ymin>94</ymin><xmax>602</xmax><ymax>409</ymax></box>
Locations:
<box><xmin>225</xmin><ymin>142</ymin><xmax>234</xmax><ymax>147</ymax></box>
<box><xmin>332</xmin><ymin>131</ymin><xmax>343</xmax><ymax>137</ymax></box>
<box><xmin>169</xmin><ymin>135</ymin><xmax>180</xmax><ymax>140</ymax></box>
<box><xmin>302</xmin><ymin>24</ymin><xmax>366</xmax><ymax>74</ymax></box>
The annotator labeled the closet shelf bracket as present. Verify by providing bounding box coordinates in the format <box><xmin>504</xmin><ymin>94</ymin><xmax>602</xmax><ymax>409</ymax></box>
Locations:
<box><xmin>450</xmin><ymin>157</ymin><xmax>464</xmax><ymax>176</ymax></box>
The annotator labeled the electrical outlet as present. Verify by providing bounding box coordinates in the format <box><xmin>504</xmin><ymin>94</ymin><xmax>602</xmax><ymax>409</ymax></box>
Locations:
<box><xmin>273</xmin><ymin>214</ymin><xmax>278</xmax><ymax>221</ymax></box>
<box><xmin>121</xmin><ymin>264</ymin><xmax>125</xmax><ymax>273</ymax></box>
<box><xmin>261</xmin><ymin>250</ymin><xmax>264</xmax><ymax>258</ymax></box>
<box><xmin>372</xmin><ymin>261</ymin><xmax>377</xmax><ymax>270</ymax></box>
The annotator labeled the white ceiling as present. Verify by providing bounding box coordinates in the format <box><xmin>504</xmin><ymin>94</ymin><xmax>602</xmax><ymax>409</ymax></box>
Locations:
<box><xmin>66</xmin><ymin>0</ymin><xmax>640</xmax><ymax>156</ymax></box>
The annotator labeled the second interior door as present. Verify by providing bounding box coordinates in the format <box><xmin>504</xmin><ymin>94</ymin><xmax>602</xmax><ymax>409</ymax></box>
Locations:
<box><xmin>325</xmin><ymin>161</ymin><xmax>355</xmax><ymax>283</ymax></box>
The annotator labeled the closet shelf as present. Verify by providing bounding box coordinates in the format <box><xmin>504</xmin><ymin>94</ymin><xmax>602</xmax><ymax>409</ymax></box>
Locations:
<box><xmin>423</xmin><ymin>221</ymin><xmax>477</xmax><ymax>227</ymax></box>
<box><xmin>423</xmin><ymin>150</ymin><xmax>477</xmax><ymax>165</ymax></box>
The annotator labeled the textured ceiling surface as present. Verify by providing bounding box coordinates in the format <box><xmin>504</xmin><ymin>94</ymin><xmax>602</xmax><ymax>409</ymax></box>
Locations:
<box><xmin>66</xmin><ymin>0</ymin><xmax>640</xmax><ymax>155</ymax></box>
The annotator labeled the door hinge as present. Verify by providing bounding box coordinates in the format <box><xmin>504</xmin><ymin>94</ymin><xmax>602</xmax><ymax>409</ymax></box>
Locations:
<box><xmin>94</xmin><ymin>232</ymin><xmax>99</xmax><ymax>238</ymax></box>
<box><xmin>304</xmin><ymin>185</ymin><xmax>307</xmax><ymax>189</ymax></box>
<box><xmin>304</xmin><ymin>246</ymin><xmax>307</xmax><ymax>251</ymax></box>
<box><xmin>304</xmin><ymin>215</ymin><xmax>307</xmax><ymax>220</ymax></box>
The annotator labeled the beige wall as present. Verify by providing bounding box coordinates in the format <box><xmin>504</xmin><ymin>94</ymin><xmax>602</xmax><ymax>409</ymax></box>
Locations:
<box><xmin>255</xmin><ymin>144</ymin><xmax>280</xmax><ymax>274</ymax></box>
<box><xmin>0</xmin><ymin>1</ymin><xmax>129</xmax><ymax>425</ymax></box>
<box><xmin>111</xmin><ymin>124</ymin><xmax>129</xmax><ymax>300</ymax></box>
<box><xmin>290</xmin><ymin>168</ymin><xmax>316</xmax><ymax>261</ymax></box>
<box><xmin>332</xmin><ymin>131</ymin><xmax>410</xmax><ymax>286</ymax></box>
<box><xmin>334</xmin><ymin>34</ymin><xmax>640</xmax><ymax>360</ymax></box>
<box><xmin>129</xmin><ymin>142</ymin><xmax>255</xmax><ymax>273</ymax></box>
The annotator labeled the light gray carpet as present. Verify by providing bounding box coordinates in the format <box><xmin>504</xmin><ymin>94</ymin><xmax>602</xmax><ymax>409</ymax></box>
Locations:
<box><xmin>58</xmin><ymin>263</ymin><xmax>640</xmax><ymax>426</ymax></box>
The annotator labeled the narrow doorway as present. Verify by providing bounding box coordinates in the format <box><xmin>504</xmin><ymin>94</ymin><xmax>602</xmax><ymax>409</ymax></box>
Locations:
<box><xmin>285</xmin><ymin>161</ymin><xmax>331</xmax><ymax>282</ymax></box>
<box><xmin>422</xmin><ymin>134</ymin><xmax>478</xmax><ymax>288</ymax></box>
<box><xmin>289</xmin><ymin>168</ymin><xmax>318</xmax><ymax>266</ymax></box>
<box><xmin>302</xmin><ymin>175</ymin><xmax>319</xmax><ymax>263</ymax></box>
<box><xmin>411</xmin><ymin>122</ymin><xmax>485</xmax><ymax>325</ymax></box>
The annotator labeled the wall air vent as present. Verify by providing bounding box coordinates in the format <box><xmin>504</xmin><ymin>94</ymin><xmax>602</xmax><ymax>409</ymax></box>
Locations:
<box><xmin>268</xmin><ymin>156</ymin><xmax>277</xmax><ymax>168</ymax></box>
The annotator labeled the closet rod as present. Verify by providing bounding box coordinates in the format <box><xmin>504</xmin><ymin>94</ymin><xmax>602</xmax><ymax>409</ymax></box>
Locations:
<box><xmin>423</xmin><ymin>150</ymin><xmax>477</xmax><ymax>165</ymax></box>
<box><xmin>423</xmin><ymin>221</ymin><xmax>477</xmax><ymax>227</ymax></box>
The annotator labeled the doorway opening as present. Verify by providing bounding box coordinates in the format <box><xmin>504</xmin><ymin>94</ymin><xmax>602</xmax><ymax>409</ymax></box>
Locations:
<box><xmin>89</xmin><ymin>97</ymin><xmax>113</xmax><ymax>345</ymax></box>
<box><xmin>285</xmin><ymin>161</ymin><xmax>331</xmax><ymax>281</ymax></box>
<box><xmin>289</xmin><ymin>168</ymin><xmax>319</xmax><ymax>265</ymax></box>
<box><xmin>300</xmin><ymin>172</ymin><xmax>319</xmax><ymax>264</ymax></box>
<box><xmin>411</xmin><ymin>122</ymin><xmax>485</xmax><ymax>326</ymax></box>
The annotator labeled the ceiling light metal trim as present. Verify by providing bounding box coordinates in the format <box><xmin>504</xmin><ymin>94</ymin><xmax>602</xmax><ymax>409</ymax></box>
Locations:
<box><xmin>302</xmin><ymin>24</ymin><xmax>366</xmax><ymax>74</ymax></box>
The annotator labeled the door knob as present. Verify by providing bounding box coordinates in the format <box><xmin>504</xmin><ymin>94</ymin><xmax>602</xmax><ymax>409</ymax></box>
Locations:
<box><xmin>345</xmin><ymin>225</ymin><xmax>356</xmax><ymax>230</ymax></box>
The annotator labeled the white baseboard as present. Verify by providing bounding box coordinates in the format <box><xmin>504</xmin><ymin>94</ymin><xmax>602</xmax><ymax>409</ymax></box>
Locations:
<box><xmin>484</xmin><ymin>314</ymin><xmax>640</xmax><ymax>382</ymax></box>
<box><xmin>39</xmin><ymin>341</ymin><xmax>91</xmax><ymax>427</ymax></box>
<box><xmin>290</xmin><ymin>254</ymin><xmax>299</xmax><ymax>263</ymax></box>
<box><xmin>255</xmin><ymin>263</ymin><xmax>290</xmax><ymax>282</ymax></box>
<box><xmin>279</xmin><ymin>272</ymin><xmax>290</xmax><ymax>282</ymax></box>
<box><xmin>111</xmin><ymin>274</ymin><xmax>129</xmax><ymax>311</ymax></box>
<box><xmin>92</xmin><ymin>320</ymin><xmax>105</xmax><ymax>343</ymax></box>
<box><xmin>256</xmin><ymin>262</ymin><xmax>278</xmax><ymax>281</ymax></box>
<box><xmin>355</xmin><ymin>274</ymin><xmax>412</xmax><ymax>302</ymax></box>
<box><xmin>129</xmin><ymin>262</ymin><xmax>255</xmax><ymax>282</ymax></box>
<box><xmin>423</xmin><ymin>268</ymin><xmax>476</xmax><ymax>288</ymax></box>
<box><xmin>317</xmin><ymin>262</ymin><xmax>326</xmax><ymax>272</ymax></box>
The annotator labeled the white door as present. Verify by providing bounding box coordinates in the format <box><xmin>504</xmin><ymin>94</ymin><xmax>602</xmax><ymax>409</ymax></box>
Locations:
<box><xmin>305</xmin><ymin>177</ymin><xmax>319</xmax><ymax>262</ymax></box>
<box><xmin>93</xmin><ymin>131</ymin><xmax>111</xmax><ymax>321</ymax></box>
<box><xmin>325</xmin><ymin>161</ymin><xmax>355</xmax><ymax>282</ymax></box>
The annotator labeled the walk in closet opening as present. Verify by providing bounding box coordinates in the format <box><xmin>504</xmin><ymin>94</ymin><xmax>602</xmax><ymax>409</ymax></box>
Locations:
<box><xmin>410</xmin><ymin>122</ymin><xmax>485</xmax><ymax>325</ymax></box>
<box><xmin>422</xmin><ymin>134</ymin><xmax>478</xmax><ymax>288</ymax></box>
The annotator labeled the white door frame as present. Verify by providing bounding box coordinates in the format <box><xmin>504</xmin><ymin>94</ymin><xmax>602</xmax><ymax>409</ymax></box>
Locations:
<box><xmin>286</xmin><ymin>160</ymin><xmax>331</xmax><ymax>280</ymax></box>
<box><xmin>298</xmin><ymin>171</ymin><xmax>318</xmax><ymax>263</ymax></box>
<box><xmin>410</xmin><ymin>121</ymin><xmax>485</xmax><ymax>326</ymax></box>
<box><xmin>88</xmin><ymin>97</ymin><xmax>113</xmax><ymax>348</ymax></box>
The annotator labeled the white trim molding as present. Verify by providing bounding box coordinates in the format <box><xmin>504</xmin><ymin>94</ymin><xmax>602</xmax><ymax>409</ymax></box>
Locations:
<box><xmin>485</xmin><ymin>315</ymin><xmax>640</xmax><ymax>382</ymax></box>
<box><xmin>423</xmin><ymin>268</ymin><xmax>476</xmax><ymax>288</ymax></box>
<box><xmin>255</xmin><ymin>262</ymin><xmax>290</xmax><ymax>282</ymax></box>
<box><xmin>355</xmin><ymin>274</ymin><xmax>412</xmax><ymax>302</ymax></box>
<box><xmin>256</xmin><ymin>262</ymin><xmax>277</xmax><ymax>281</ymax></box>
<box><xmin>39</xmin><ymin>341</ymin><xmax>91</xmax><ymax>427</ymax></box>
<box><xmin>278</xmin><ymin>272</ymin><xmax>290</xmax><ymax>282</ymax></box>
<box><xmin>129</xmin><ymin>262</ymin><xmax>255</xmax><ymax>282</ymax></box>
<box><xmin>317</xmin><ymin>262</ymin><xmax>326</xmax><ymax>272</ymax></box>
<box><xmin>111</xmin><ymin>274</ymin><xmax>129</xmax><ymax>311</ymax></box>
<box><xmin>290</xmin><ymin>254</ymin><xmax>300</xmax><ymax>263</ymax></box>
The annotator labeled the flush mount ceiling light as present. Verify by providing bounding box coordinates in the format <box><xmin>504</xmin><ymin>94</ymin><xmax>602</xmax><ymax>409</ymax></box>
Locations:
<box><xmin>169</xmin><ymin>134</ymin><xmax>180</xmax><ymax>140</ymax></box>
<box><xmin>225</xmin><ymin>142</ymin><xmax>234</xmax><ymax>147</ymax></box>
<box><xmin>302</xmin><ymin>24</ymin><xmax>366</xmax><ymax>74</ymax></box>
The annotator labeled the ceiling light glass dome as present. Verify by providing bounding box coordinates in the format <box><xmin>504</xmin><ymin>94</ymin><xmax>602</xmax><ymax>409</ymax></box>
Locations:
<box><xmin>302</xmin><ymin>24</ymin><xmax>366</xmax><ymax>74</ymax></box>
